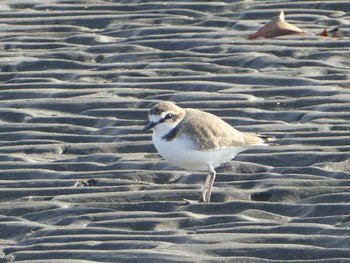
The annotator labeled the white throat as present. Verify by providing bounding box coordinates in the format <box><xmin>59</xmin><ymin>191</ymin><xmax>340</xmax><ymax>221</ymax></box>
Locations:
<box><xmin>149</xmin><ymin>114</ymin><xmax>179</xmax><ymax>138</ymax></box>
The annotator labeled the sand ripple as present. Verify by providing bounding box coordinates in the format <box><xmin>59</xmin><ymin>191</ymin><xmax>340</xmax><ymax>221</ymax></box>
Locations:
<box><xmin>1</xmin><ymin>1</ymin><xmax>350</xmax><ymax>262</ymax></box>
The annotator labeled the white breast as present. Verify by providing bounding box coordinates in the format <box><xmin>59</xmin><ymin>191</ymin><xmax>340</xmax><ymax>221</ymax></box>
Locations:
<box><xmin>152</xmin><ymin>132</ymin><xmax>246</xmax><ymax>171</ymax></box>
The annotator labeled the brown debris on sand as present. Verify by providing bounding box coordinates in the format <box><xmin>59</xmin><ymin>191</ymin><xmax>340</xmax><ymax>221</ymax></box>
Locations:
<box><xmin>248</xmin><ymin>10</ymin><xmax>305</xmax><ymax>39</ymax></box>
<box><xmin>319</xmin><ymin>27</ymin><xmax>340</xmax><ymax>38</ymax></box>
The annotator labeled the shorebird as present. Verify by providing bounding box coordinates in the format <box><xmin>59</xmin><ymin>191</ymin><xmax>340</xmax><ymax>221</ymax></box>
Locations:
<box><xmin>143</xmin><ymin>101</ymin><xmax>269</xmax><ymax>202</ymax></box>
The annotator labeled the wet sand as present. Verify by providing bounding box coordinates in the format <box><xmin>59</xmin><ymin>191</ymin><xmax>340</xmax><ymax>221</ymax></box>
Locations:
<box><xmin>0</xmin><ymin>0</ymin><xmax>350</xmax><ymax>262</ymax></box>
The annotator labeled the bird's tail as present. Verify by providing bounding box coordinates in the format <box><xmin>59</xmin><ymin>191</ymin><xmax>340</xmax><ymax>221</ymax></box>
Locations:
<box><xmin>259</xmin><ymin>134</ymin><xmax>278</xmax><ymax>146</ymax></box>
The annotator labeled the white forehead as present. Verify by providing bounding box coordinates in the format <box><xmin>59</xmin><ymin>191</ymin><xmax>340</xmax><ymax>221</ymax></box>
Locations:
<box><xmin>149</xmin><ymin>111</ymin><xmax>170</xmax><ymax>122</ymax></box>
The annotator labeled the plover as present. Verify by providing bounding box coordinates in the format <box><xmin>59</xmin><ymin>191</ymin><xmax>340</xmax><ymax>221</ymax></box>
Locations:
<box><xmin>143</xmin><ymin>101</ymin><xmax>269</xmax><ymax>203</ymax></box>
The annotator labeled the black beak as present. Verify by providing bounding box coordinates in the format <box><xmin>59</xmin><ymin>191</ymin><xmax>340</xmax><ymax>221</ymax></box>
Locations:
<box><xmin>143</xmin><ymin>121</ymin><xmax>157</xmax><ymax>132</ymax></box>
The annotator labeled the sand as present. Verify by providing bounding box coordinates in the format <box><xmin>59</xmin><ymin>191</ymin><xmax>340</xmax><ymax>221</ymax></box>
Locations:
<box><xmin>0</xmin><ymin>0</ymin><xmax>350</xmax><ymax>262</ymax></box>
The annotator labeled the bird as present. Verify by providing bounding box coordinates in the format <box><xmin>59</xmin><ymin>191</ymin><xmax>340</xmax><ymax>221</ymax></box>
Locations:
<box><xmin>143</xmin><ymin>101</ymin><xmax>270</xmax><ymax>203</ymax></box>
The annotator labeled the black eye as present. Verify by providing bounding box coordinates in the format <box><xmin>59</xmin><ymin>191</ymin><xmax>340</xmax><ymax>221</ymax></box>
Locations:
<box><xmin>165</xmin><ymin>113</ymin><xmax>173</xmax><ymax>120</ymax></box>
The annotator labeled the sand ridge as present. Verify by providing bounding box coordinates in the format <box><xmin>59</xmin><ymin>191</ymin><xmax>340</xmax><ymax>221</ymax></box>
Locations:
<box><xmin>0</xmin><ymin>0</ymin><xmax>350</xmax><ymax>262</ymax></box>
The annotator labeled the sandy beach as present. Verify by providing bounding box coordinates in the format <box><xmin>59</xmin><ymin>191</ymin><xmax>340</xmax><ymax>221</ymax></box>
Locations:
<box><xmin>0</xmin><ymin>0</ymin><xmax>350</xmax><ymax>262</ymax></box>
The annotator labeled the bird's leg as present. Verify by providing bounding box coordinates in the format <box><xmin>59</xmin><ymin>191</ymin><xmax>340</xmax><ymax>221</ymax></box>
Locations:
<box><xmin>202</xmin><ymin>165</ymin><xmax>216</xmax><ymax>203</ymax></box>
